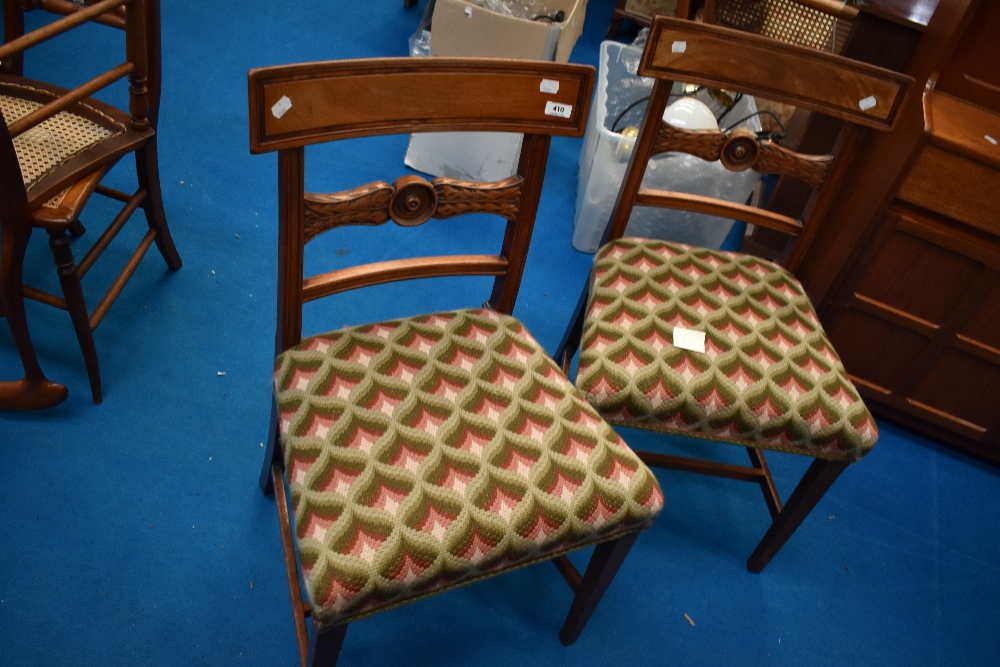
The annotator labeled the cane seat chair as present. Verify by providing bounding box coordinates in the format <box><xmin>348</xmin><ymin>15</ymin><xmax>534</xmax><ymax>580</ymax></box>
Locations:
<box><xmin>557</xmin><ymin>17</ymin><xmax>911</xmax><ymax>572</ymax></box>
<box><xmin>248</xmin><ymin>58</ymin><xmax>664</xmax><ymax>666</ymax></box>
<box><xmin>0</xmin><ymin>0</ymin><xmax>182</xmax><ymax>404</ymax></box>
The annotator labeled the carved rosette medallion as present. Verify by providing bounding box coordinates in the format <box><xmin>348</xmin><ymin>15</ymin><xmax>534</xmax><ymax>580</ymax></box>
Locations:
<box><xmin>389</xmin><ymin>175</ymin><xmax>438</xmax><ymax>226</ymax></box>
<box><xmin>720</xmin><ymin>129</ymin><xmax>760</xmax><ymax>171</ymax></box>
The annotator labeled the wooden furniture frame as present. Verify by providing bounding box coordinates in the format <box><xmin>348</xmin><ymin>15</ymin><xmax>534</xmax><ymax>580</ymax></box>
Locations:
<box><xmin>558</xmin><ymin>17</ymin><xmax>911</xmax><ymax>571</ymax></box>
<box><xmin>249</xmin><ymin>57</ymin><xmax>663</xmax><ymax>667</ymax></box>
<box><xmin>0</xmin><ymin>0</ymin><xmax>182</xmax><ymax>405</ymax></box>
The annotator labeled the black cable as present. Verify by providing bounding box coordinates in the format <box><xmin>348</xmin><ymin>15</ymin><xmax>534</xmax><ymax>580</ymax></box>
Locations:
<box><xmin>609</xmin><ymin>86</ymin><xmax>704</xmax><ymax>133</ymax></box>
<box><xmin>714</xmin><ymin>92</ymin><xmax>743</xmax><ymax>125</ymax></box>
<box><xmin>723</xmin><ymin>110</ymin><xmax>787</xmax><ymax>141</ymax></box>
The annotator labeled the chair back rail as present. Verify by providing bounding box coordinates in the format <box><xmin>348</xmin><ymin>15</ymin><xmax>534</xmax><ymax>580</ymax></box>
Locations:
<box><xmin>604</xmin><ymin>17</ymin><xmax>911</xmax><ymax>248</ymax></box>
<box><xmin>248</xmin><ymin>58</ymin><xmax>594</xmax><ymax>352</ymax></box>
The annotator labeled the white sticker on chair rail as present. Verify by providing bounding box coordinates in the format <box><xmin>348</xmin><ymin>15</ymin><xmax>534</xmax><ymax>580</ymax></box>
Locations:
<box><xmin>271</xmin><ymin>95</ymin><xmax>292</xmax><ymax>119</ymax></box>
<box><xmin>544</xmin><ymin>101</ymin><xmax>572</xmax><ymax>118</ymax></box>
<box><xmin>858</xmin><ymin>95</ymin><xmax>877</xmax><ymax>112</ymax></box>
<box><xmin>540</xmin><ymin>79</ymin><xmax>560</xmax><ymax>94</ymax></box>
<box><xmin>671</xmin><ymin>41</ymin><xmax>687</xmax><ymax>53</ymax></box>
<box><xmin>673</xmin><ymin>327</ymin><xmax>706</xmax><ymax>353</ymax></box>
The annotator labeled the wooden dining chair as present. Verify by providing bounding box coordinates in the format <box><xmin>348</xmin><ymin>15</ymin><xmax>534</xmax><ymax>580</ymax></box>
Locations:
<box><xmin>0</xmin><ymin>0</ymin><xmax>182</xmax><ymax>404</ymax></box>
<box><xmin>248</xmin><ymin>57</ymin><xmax>664</xmax><ymax>666</ymax></box>
<box><xmin>557</xmin><ymin>17</ymin><xmax>911</xmax><ymax>572</ymax></box>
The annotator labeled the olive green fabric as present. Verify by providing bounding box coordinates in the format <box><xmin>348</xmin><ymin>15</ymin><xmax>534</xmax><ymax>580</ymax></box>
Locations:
<box><xmin>578</xmin><ymin>238</ymin><xmax>877</xmax><ymax>462</ymax></box>
<box><xmin>274</xmin><ymin>308</ymin><xmax>664</xmax><ymax>630</ymax></box>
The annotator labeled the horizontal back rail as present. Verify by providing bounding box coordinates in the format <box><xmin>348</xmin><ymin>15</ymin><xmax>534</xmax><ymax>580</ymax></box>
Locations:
<box><xmin>641</xmin><ymin>17</ymin><xmax>911</xmax><ymax>129</ymax></box>
<box><xmin>249</xmin><ymin>58</ymin><xmax>594</xmax><ymax>153</ymax></box>
<box><xmin>302</xmin><ymin>255</ymin><xmax>509</xmax><ymax>302</ymax></box>
<box><xmin>635</xmin><ymin>189</ymin><xmax>804</xmax><ymax>236</ymax></box>
<box><xmin>0</xmin><ymin>0</ymin><xmax>129</xmax><ymax>60</ymax></box>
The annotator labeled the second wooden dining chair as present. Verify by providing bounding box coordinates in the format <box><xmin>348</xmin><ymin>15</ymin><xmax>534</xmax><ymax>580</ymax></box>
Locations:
<box><xmin>557</xmin><ymin>17</ymin><xmax>911</xmax><ymax>572</ymax></box>
<box><xmin>248</xmin><ymin>57</ymin><xmax>664</xmax><ymax>666</ymax></box>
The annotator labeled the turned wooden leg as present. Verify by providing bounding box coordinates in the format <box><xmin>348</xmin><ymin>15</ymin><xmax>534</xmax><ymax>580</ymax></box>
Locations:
<box><xmin>47</xmin><ymin>230</ymin><xmax>102</xmax><ymax>403</ymax></box>
<box><xmin>559</xmin><ymin>531</ymin><xmax>641</xmax><ymax>646</ymax></box>
<box><xmin>747</xmin><ymin>459</ymin><xmax>848</xmax><ymax>573</ymax></box>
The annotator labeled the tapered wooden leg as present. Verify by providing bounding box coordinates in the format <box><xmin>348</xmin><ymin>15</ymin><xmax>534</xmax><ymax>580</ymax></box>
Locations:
<box><xmin>307</xmin><ymin>624</ymin><xmax>348</xmax><ymax>667</ymax></box>
<box><xmin>136</xmin><ymin>141</ymin><xmax>182</xmax><ymax>270</ymax></box>
<box><xmin>553</xmin><ymin>280</ymin><xmax>589</xmax><ymax>375</ymax></box>
<box><xmin>48</xmin><ymin>230</ymin><xmax>102</xmax><ymax>403</ymax></box>
<box><xmin>559</xmin><ymin>531</ymin><xmax>640</xmax><ymax>646</ymax></box>
<box><xmin>747</xmin><ymin>459</ymin><xmax>848</xmax><ymax>573</ymax></box>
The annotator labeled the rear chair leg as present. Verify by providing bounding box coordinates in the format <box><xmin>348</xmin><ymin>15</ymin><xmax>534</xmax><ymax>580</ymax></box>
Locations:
<box><xmin>136</xmin><ymin>140</ymin><xmax>182</xmax><ymax>270</ymax></box>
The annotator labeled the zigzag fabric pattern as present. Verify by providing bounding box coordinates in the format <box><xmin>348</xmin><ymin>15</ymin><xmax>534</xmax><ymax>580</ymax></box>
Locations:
<box><xmin>274</xmin><ymin>308</ymin><xmax>664</xmax><ymax>630</ymax></box>
<box><xmin>578</xmin><ymin>238</ymin><xmax>877</xmax><ymax>462</ymax></box>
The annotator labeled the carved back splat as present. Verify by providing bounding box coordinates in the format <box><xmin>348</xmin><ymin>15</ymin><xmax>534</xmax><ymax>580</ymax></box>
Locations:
<box><xmin>303</xmin><ymin>175</ymin><xmax>524</xmax><ymax>242</ymax></box>
<box><xmin>248</xmin><ymin>57</ymin><xmax>594</xmax><ymax>352</ymax></box>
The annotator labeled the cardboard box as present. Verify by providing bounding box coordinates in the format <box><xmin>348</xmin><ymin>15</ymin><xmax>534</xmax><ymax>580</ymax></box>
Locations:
<box><xmin>404</xmin><ymin>0</ymin><xmax>587</xmax><ymax>181</ymax></box>
<box><xmin>430</xmin><ymin>0</ymin><xmax>586</xmax><ymax>62</ymax></box>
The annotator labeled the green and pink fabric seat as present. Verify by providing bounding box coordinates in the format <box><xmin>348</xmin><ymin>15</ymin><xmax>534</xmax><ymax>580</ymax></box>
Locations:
<box><xmin>577</xmin><ymin>238</ymin><xmax>878</xmax><ymax>462</ymax></box>
<box><xmin>274</xmin><ymin>308</ymin><xmax>664</xmax><ymax>631</ymax></box>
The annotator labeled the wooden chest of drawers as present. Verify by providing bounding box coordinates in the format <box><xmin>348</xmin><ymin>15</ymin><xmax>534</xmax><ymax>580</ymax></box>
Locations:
<box><xmin>821</xmin><ymin>91</ymin><xmax>1000</xmax><ymax>461</ymax></box>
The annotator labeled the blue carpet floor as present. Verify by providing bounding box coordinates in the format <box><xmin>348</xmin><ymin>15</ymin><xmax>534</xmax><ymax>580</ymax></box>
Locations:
<box><xmin>2</xmin><ymin>1</ymin><xmax>999</xmax><ymax>665</ymax></box>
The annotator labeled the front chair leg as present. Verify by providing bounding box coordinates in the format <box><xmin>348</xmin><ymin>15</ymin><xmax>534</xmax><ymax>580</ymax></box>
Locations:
<box><xmin>307</xmin><ymin>624</ymin><xmax>349</xmax><ymax>667</ymax></box>
<box><xmin>747</xmin><ymin>459</ymin><xmax>848</xmax><ymax>573</ymax></box>
<box><xmin>559</xmin><ymin>531</ymin><xmax>640</xmax><ymax>646</ymax></box>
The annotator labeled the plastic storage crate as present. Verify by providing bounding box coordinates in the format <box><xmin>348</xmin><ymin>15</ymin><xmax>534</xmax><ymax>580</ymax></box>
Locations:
<box><xmin>572</xmin><ymin>40</ymin><xmax>763</xmax><ymax>253</ymax></box>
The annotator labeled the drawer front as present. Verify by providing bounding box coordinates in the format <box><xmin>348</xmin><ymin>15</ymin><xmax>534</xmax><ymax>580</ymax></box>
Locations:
<box><xmin>898</xmin><ymin>145</ymin><xmax>1000</xmax><ymax>236</ymax></box>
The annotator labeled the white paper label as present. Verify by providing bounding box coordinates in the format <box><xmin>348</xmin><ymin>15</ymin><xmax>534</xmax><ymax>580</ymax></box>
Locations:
<box><xmin>540</xmin><ymin>79</ymin><xmax>560</xmax><ymax>94</ymax></box>
<box><xmin>859</xmin><ymin>95</ymin><xmax>877</xmax><ymax>111</ymax></box>
<box><xmin>544</xmin><ymin>100</ymin><xmax>572</xmax><ymax>118</ymax></box>
<box><xmin>465</xmin><ymin>6</ymin><xmax>472</xmax><ymax>17</ymax></box>
<box><xmin>673</xmin><ymin>327</ymin><xmax>706</xmax><ymax>353</ymax></box>
<box><xmin>671</xmin><ymin>41</ymin><xmax>687</xmax><ymax>53</ymax></box>
<box><xmin>271</xmin><ymin>95</ymin><xmax>292</xmax><ymax>119</ymax></box>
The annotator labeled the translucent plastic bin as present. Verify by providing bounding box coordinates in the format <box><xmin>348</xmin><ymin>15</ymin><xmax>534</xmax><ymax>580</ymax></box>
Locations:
<box><xmin>572</xmin><ymin>41</ymin><xmax>762</xmax><ymax>253</ymax></box>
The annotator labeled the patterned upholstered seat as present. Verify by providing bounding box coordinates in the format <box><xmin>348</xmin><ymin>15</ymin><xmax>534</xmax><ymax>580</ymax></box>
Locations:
<box><xmin>274</xmin><ymin>308</ymin><xmax>663</xmax><ymax>631</ymax></box>
<box><xmin>577</xmin><ymin>239</ymin><xmax>877</xmax><ymax>462</ymax></box>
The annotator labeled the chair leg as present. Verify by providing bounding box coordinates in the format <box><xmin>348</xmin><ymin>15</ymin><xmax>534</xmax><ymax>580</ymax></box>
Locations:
<box><xmin>135</xmin><ymin>140</ymin><xmax>182</xmax><ymax>271</ymax></box>
<box><xmin>746</xmin><ymin>459</ymin><xmax>848</xmax><ymax>573</ymax></box>
<box><xmin>553</xmin><ymin>279</ymin><xmax>589</xmax><ymax>375</ymax></box>
<box><xmin>47</xmin><ymin>230</ymin><xmax>102</xmax><ymax>404</ymax></box>
<box><xmin>307</xmin><ymin>624</ymin><xmax>349</xmax><ymax>667</ymax></box>
<box><xmin>0</xmin><ymin>232</ymin><xmax>68</xmax><ymax>410</ymax></box>
<box><xmin>559</xmin><ymin>531</ymin><xmax>640</xmax><ymax>646</ymax></box>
